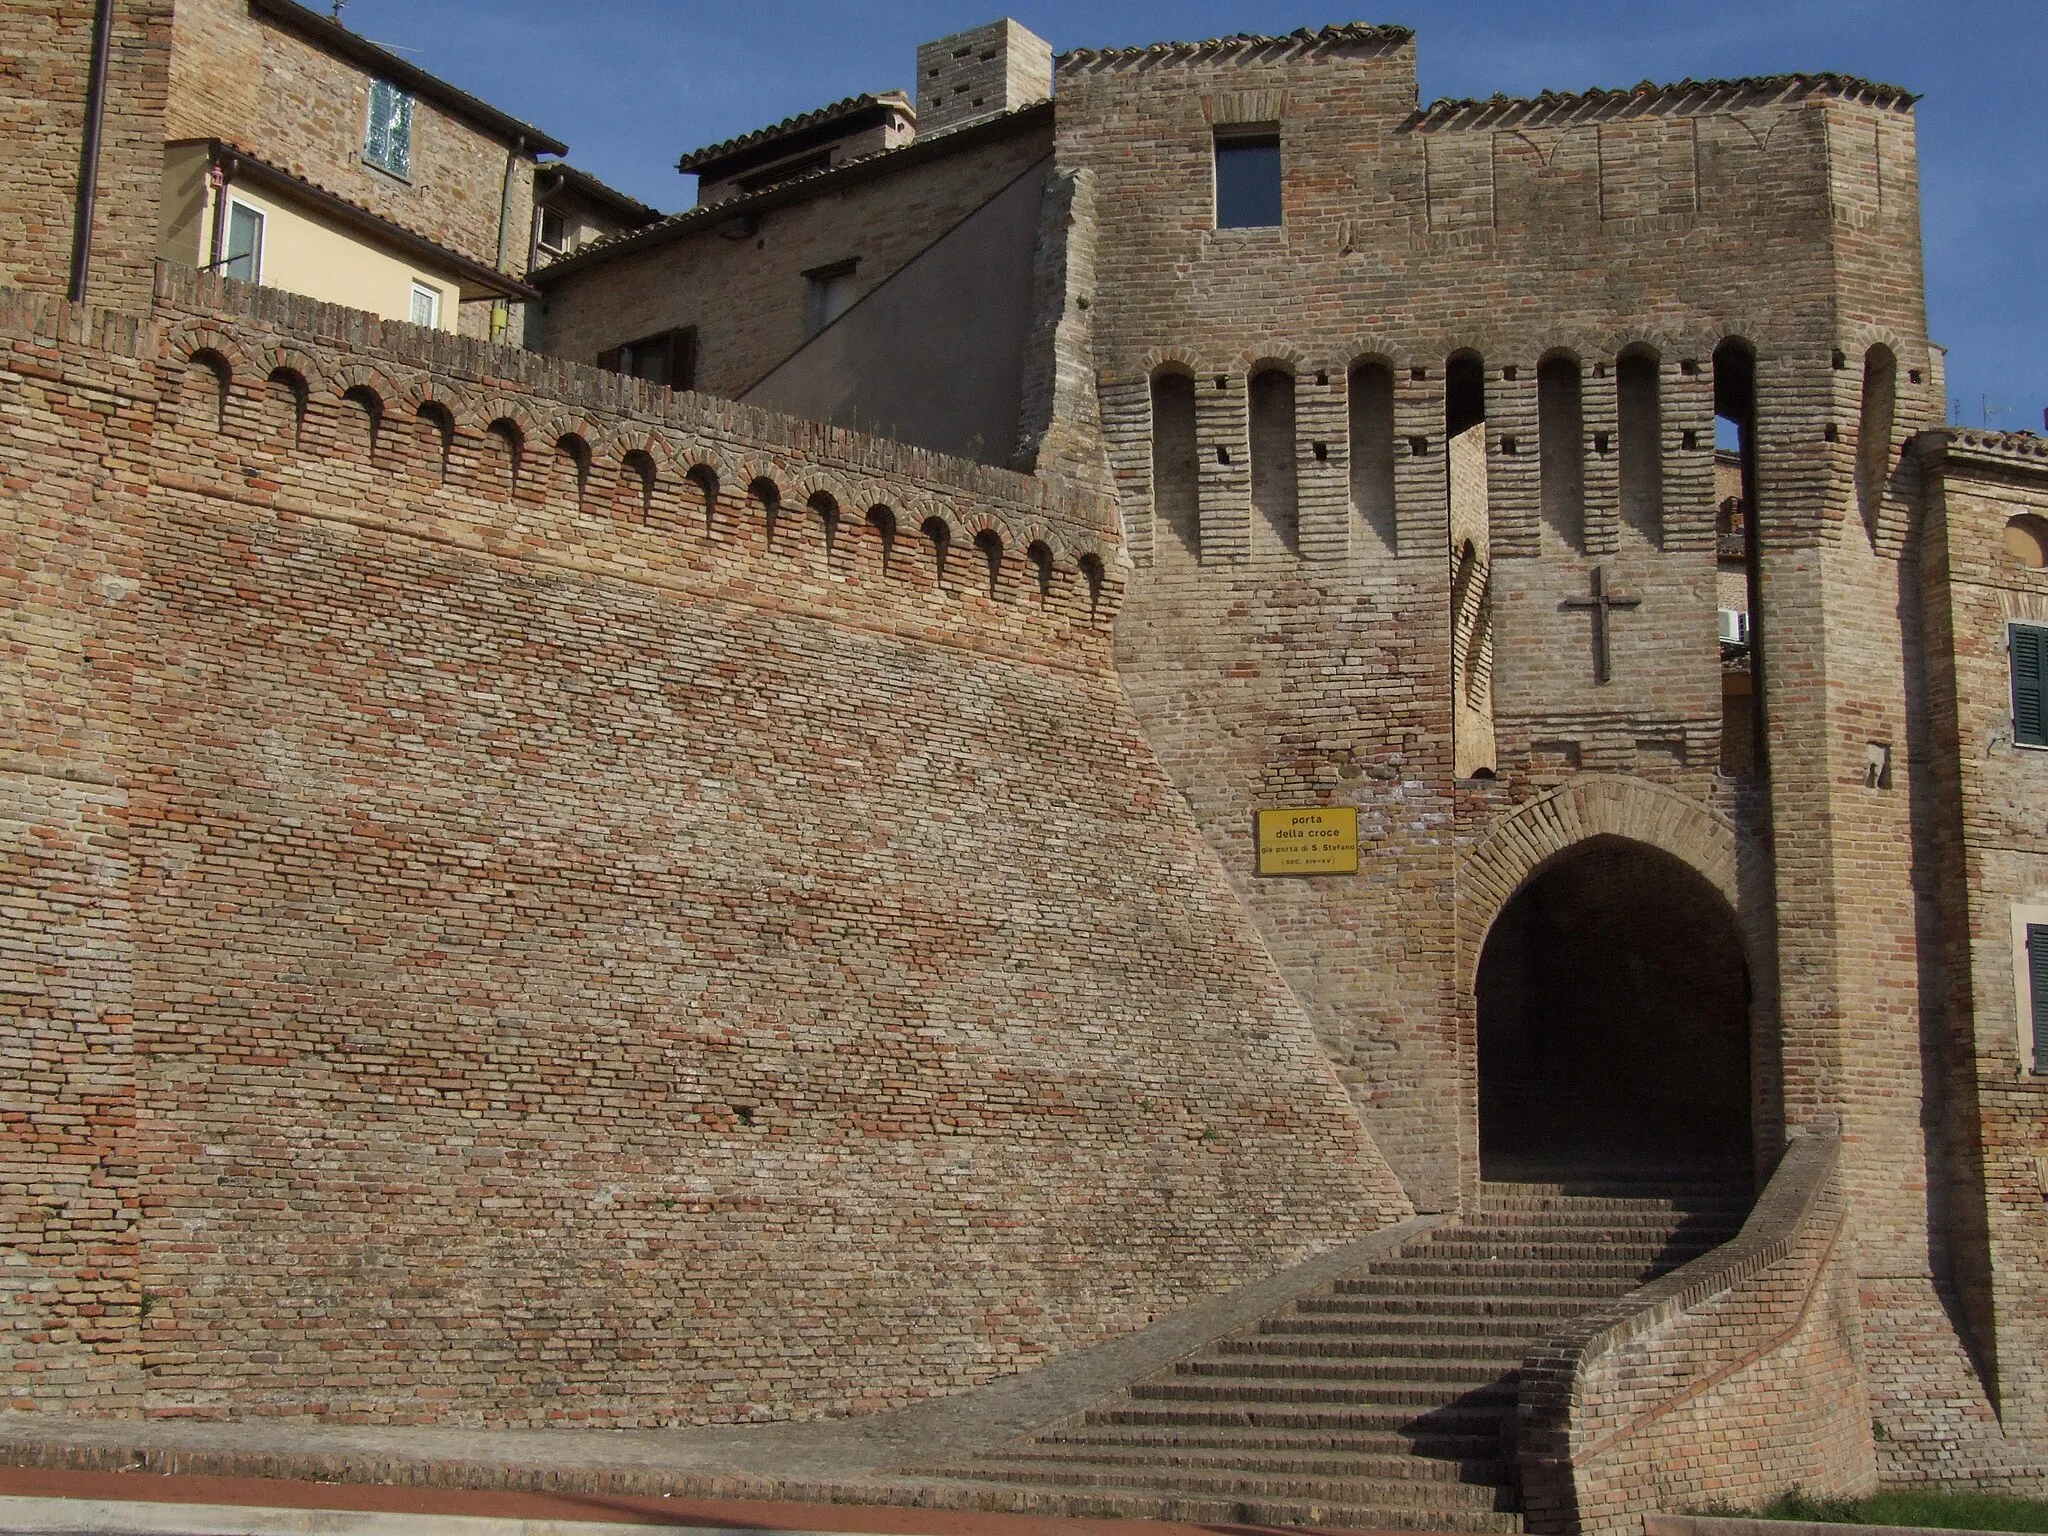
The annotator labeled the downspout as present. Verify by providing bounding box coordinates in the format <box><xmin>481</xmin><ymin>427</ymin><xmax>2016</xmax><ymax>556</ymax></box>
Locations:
<box><xmin>492</xmin><ymin>133</ymin><xmax>525</xmax><ymax>341</ymax></box>
<box><xmin>66</xmin><ymin>0</ymin><xmax>117</xmax><ymax>303</ymax></box>
<box><xmin>205</xmin><ymin>147</ymin><xmax>237</xmax><ymax>272</ymax></box>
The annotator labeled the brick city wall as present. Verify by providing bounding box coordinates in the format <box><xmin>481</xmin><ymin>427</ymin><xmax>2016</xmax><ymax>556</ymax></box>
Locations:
<box><xmin>166</xmin><ymin>0</ymin><xmax>538</xmax><ymax>287</ymax></box>
<box><xmin>536</xmin><ymin>113</ymin><xmax>1053</xmax><ymax>400</ymax></box>
<box><xmin>0</xmin><ymin>0</ymin><xmax>173</xmax><ymax>312</ymax></box>
<box><xmin>0</xmin><ymin>266</ymin><xmax>1414</xmax><ymax>1426</ymax></box>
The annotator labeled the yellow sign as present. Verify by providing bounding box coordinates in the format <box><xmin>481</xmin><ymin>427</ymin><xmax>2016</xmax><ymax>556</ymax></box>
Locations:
<box><xmin>1255</xmin><ymin>806</ymin><xmax>1360</xmax><ymax>876</ymax></box>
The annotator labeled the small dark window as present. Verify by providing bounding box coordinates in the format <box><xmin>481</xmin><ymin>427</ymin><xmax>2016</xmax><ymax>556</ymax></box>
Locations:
<box><xmin>1214</xmin><ymin>129</ymin><xmax>1281</xmax><ymax>229</ymax></box>
<box><xmin>738</xmin><ymin>150</ymin><xmax>833</xmax><ymax>195</ymax></box>
<box><xmin>2014</xmin><ymin>623</ymin><xmax>2048</xmax><ymax>748</ymax></box>
<box><xmin>597</xmin><ymin>328</ymin><xmax>698</xmax><ymax>391</ymax></box>
<box><xmin>536</xmin><ymin>207</ymin><xmax>568</xmax><ymax>256</ymax></box>
<box><xmin>805</xmin><ymin>259</ymin><xmax>860</xmax><ymax>336</ymax></box>
<box><xmin>2028</xmin><ymin>923</ymin><xmax>2048</xmax><ymax>1072</ymax></box>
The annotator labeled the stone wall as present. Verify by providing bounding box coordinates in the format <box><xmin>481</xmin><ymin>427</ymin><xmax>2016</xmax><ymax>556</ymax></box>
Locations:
<box><xmin>0</xmin><ymin>266</ymin><xmax>1413</xmax><ymax>1426</ymax></box>
<box><xmin>0</xmin><ymin>0</ymin><xmax>172</xmax><ymax>311</ymax></box>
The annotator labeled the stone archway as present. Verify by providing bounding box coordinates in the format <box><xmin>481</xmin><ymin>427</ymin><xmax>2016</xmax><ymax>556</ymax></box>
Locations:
<box><xmin>1457</xmin><ymin>777</ymin><xmax>1775</xmax><ymax>1183</ymax></box>
<box><xmin>1476</xmin><ymin>835</ymin><xmax>1751</xmax><ymax>1177</ymax></box>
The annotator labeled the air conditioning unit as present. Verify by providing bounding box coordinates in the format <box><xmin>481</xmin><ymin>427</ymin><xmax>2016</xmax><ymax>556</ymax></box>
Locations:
<box><xmin>1718</xmin><ymin>608</ymin><xmax>1751</xmax><ymax>646</ymax></box>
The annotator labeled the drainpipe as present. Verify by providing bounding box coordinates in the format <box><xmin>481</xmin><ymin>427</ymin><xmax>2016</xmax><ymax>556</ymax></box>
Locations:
<box><xmin>492</xmin><ymin>133</ymin><xmax>525</xmax><ymax>341</ymax></box>
<box><xmin>66</xmin><ymin>0</ymin><xmax>117</xmax><ymax>303</ymax></box>
<box><xmin>205</xmin><ymin>147</ymin><xmax>237</xmax><ymax>272</ymax></box>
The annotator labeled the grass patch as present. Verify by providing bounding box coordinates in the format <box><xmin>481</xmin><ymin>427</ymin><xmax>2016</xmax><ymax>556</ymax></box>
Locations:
<box><xmin>1694</xmin><ymin>1487</ymin><xmax>2048</xmax><ymax>1532</ymax></box>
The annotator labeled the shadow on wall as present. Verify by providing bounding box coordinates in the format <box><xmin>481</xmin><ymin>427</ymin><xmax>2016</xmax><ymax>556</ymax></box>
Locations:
<box><xmin>743</xmin><ymin>160</ymin><xmax>1050</xmax><ymax>465</ymax></box>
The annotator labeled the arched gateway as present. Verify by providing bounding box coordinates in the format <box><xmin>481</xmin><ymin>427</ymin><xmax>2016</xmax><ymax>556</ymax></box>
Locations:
<box><xmin>1459</xmin><ymin>777</ymin><xmax>1768</xmax><ymax>1182</ymax></box>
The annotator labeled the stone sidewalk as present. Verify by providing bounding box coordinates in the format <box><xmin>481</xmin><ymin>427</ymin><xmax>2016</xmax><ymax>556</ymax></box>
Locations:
<box><xmin>0</xmin><ymin>1222</ymin><xmax>1438</xmax><ymax>1531</ymax></box>
<box><xmin>0</xmin><ymin>1467</ymin><xmax>1292</xmax><ymax>1536</ymax></box>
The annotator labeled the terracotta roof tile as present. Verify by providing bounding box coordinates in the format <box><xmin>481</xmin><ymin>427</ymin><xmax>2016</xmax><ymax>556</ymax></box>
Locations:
<box><xmin>1059</xmin><ymin>23</ymin><xmax>1412</xmax><ymax>66</ymax></box>
<box><xmin>677</xmin><ymin>91</ymin><xmax>913</xmax><ymax>175</ymax></box>
<box><xmin>1414</xmin><ymin>72</ymin><xmax>1915</xmax><ymax>128</ymax></box>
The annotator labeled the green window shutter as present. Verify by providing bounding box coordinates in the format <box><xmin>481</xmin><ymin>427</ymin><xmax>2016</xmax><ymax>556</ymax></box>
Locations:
<box><xmin>365</xmin><ymin>80</ymin><xmax>414</xmax><ymax>180</ymax></box>
<box><xmin>2013</xmin><ymin>625</ymin><xmax>2047</xmax><ymax>747</ymax></box>
<box><xmin>2030</xmin><ymin>925</ymin><xmax>2048</xmax><ymax>1072</ymax></box>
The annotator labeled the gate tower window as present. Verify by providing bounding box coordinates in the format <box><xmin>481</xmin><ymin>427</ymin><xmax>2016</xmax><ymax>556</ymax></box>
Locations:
<box><xmin>1214</xmin><ymin>128</ymin><xmax>1282</xmax><ymax>229</ymax></box>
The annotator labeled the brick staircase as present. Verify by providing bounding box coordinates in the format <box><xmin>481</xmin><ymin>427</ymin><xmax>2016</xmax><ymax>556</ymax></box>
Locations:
<box><xmin>908</xmin><ymin>1178</ymin><xmax>1753</xmax><ymax>1531</ymax></box>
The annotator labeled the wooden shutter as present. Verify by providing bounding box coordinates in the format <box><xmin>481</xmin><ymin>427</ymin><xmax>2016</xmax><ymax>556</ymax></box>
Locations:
<box><xmin>2013</xmin><ymin>625</ymin><xmax>2047</xmax><ymax>747</ymax></box>
<box><xmin>2030</xmin><ymin>925</ymin><xmax>2048</xmax><ymax>1072</ymax></box>
<box><xmin>595</xmin><ymin>347</ymin><xmax>621</xmax><ymax>373</ymax></box>
<box><xmin>670</xmin><ymin>328</ymin><xmax>699</xmax><ymax>393</ymax></box>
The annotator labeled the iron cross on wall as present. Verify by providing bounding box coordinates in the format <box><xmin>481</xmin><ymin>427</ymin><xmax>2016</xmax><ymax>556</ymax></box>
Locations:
<box><xmin>1562</xmin><ymin>565</ymin><xmax>1642</xmax><ymax>684</ymax></box>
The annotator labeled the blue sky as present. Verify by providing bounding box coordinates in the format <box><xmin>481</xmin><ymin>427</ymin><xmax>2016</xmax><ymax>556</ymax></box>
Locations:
<box><xmin>339</xmin><ymin>1</ymin><xmax>2045</xmax><ymax>432</ymax></box>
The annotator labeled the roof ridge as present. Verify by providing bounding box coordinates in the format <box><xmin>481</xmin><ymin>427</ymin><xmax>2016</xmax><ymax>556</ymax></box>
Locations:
<box><xmin>678</xmin><ymin>89</ymin><xmax>915</xmax><ymax>175</ymax></box>
<box><xmin>1416</xmin><ymin>70</ymin><xmax>1916</xmax><ymax>122</ymax></box>
<box><xmin>1944</xmin><ymin>427</ymin><xmax>2048</xmax><ymax>457</ymax></box>
<box><xmin>1059</xmin><ymin>23</ymin><xmax>1412</xmax><ymax>66</ymax></box>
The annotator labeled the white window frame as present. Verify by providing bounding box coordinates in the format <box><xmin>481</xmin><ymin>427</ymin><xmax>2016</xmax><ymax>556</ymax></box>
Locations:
<box><xmin>536</xmin><ymin>206</ymin><xmax>567</xmax><ymax>257</ymax></box>
<box><xmin>409</xmin><ymin>281</ymin><xmax>441</xmax><ymax>330</ymax></box>
<box><xmin>222</xmin><ymin>197</ymin><xmax>265</xmax><ymax>284</ymax></box>
<box><xmin>2009</xmin><ymin>901</ymin><xmax>2048</xmax><ymax>1074</ymax></box>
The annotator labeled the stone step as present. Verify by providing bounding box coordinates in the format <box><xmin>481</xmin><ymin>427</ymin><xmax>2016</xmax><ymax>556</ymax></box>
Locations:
<box><xmin>1259</xmin><ymin>1313</ymin><xmax>1559</xmax><ymax>1339</ymax></box>
<box><xmin>951</xmin><ymin>1462</ymin><xmax>1513</xmax><ymax>1512</ymax></box>
<box><xmin>1351</xmin><ymin>1256</ymin><xmax>1681</xmax><ymax>1281</ymax></box>
<box><xmin>986</xmin><ymin>1443</ymin><xmax>1509</xmax><ymax>1485</ymax></box>
<box><xmin>1326</xmin><ymin>1274</ymin><xmax>1644</xmax><ymax>1300</ymax></box>
<box><xmin>1293</xmin><ymin>1292</ymin><xmax>1610</xmax><ymax>1318</ymax></box>
<box><xmin>889</xmin><ymin>1478</ymin><xmax>1526</xmax><ymax>1533</ymax></box>
<box><xmin>1219</xmin><ymin>1335</ymin><xmax>1532</xmax><ymax>1363</ymax></box>
<box><xmin>1175</xmin><ymin>1356</ymin><xmax>1518</xmax><ymax>1387</ymax></box>
<box><xmin>1129</xmin><ymin>1379</ymin><xmax>1517</xmax><ymax>1409</ymax></box>
<box><xmin>1458</xmin><ymin>1208</ymin><xmax>1746</xmax><ymax>1231</ymax></box>
<box><xmin>1084</xmin><ymin>1403</ymin><xmax>1510</xmax><ymax>1434</ymax></box>
<box><xmin>1475</xmin><ymin>1188</ymin><xmax>1750</xmax><ymax>1212</ymax></box>
<box><xmin>1033</xmin><ymin>1425</ymin><xmax>1506</xmax><ymax>1462</ymax></box>
<box><xmin>1415</xmin><ymin>1238</ymin><xmax>1723</xmax><ymax>1263</ymax></box>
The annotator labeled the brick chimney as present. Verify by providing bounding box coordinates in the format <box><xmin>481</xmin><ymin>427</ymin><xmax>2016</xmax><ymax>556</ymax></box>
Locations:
<box><xmin>915</xmin><ymin>19</ymin><xmax>1052</xmax><ymax>138</ymax></box>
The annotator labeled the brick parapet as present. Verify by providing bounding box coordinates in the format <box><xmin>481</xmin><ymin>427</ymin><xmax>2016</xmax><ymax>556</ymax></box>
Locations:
<box><xmin>147</xmin><ymin>261</ymin><xmax>1123</xmax><ymax>590</ymax></box>
<box><xmin>1</xmin><ymin>270</ymin><xmax>1420</xmax><ymax>1428</ymax></box>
